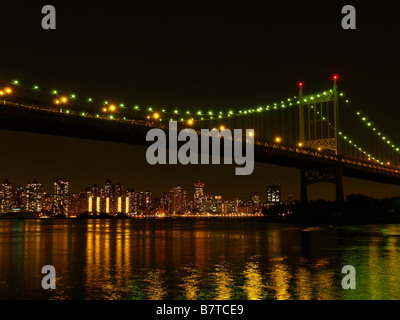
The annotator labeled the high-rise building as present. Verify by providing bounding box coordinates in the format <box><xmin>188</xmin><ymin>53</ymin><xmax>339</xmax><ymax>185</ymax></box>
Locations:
<box><xmin>168</xmin><ymin>185</ymin><xmax>188</xmax><ymax>214</ymax></box>
<box><xmin>194</xmin><ymin>181</ymin><xmax>205</xmax><ymax>211</ymax></box>
<box><xmin>69</xmin><ymin>191</ymin><xmax>88</xmax><ymax>215</ymax></box>
<box><xmin>114</xmin><ymin>182</ymin><xmax>124</xmax><ymax>213</ymax></box>
<box><xmin>250</xmin><ymin>192</ymin><xmax>261</xmax><ymax>212</ymax></box>
<box><xmin>13</xmin><ymin>186</ymin><xmax>25</xmax><ymax>212</ymax></box>
<box><xmin>26</xmin><ymin>180</ymin><xmax>44</xmax><ymax>213</ymax></box>
<box><xmin>0</xmin><ymin>179</ymin><xmax>13</xmax><ymax>214</ymax></box>
<box><xmin>138</xmin><ymin>191</ymin><xmax>152</xmax><ymax>211</ymax></box>
<box><xmin>53</xmin><ymin>178</ymin><xmax>69</xmax><ymax>216</ymax></box>
<box><xmin>213</xmin><ymin>195</ymin><xmax>222</xmax><ymax>213</ymax></box>
<box><xmin>266</xmin><ymin>184</ymin><xmax>281</xmax><ymax>204</ymax></box>
<box><xmin>42</xmin><ymin>193</ymin><xmax>54</xmax><ymax>213</ymax></box>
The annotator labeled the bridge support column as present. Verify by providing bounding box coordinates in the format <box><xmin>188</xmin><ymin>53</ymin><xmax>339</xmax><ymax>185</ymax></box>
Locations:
<box><xmin>299</xmin><ymin>165</ymin><xmax>344</xmax><ymax>205</ymax></box>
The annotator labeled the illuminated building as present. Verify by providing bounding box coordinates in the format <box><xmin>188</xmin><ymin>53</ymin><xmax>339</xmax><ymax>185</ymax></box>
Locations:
<box><xmin>114</xmin><ymin>182</ymin><xmax>124</xmax><ymax>213</ymax></box>
<box><xmin>26</xmin><ymin>179</ymin><xmax>44</xmax><ymax>213</ymax></box>
<box><xmin>42</xmin><ymin>193</ymin><xmax>54</xmax><ymax>213</ymax></box>
<box><xmin>266</xmin><ymin>184</ymin><xmax>281</xmax><ymax>204</ymax></box>
<box><xmin>138</xmin><ymin>191</ymin><xmax>152</xmax><ymax>211</ymax></box>
<box><xmin>194</xmin><ymin>181</ymin><xmax>205</xmax><ymax>211</ymax></box>
<box><xmin>0</xmin><ymin>179</ymin><xmax>13</xmax><ymax>214</ymax></box>
<box><xmin>125</xmin><ymin>189</ymin><xmax>137</xmax><ymax>214</ymax></box>
<box><xmin>69</xmin><ymin>192</ymin><xmax>88</xmax><ymax>215</ymax></box>
<box><xmin>213</xmin><ymin>195</ymin><xmax>222</xmax><ymax>213</ymax></box>
<box><xmin>250</xmin><ymin>192</ymin><xmax>261</xmax><ymax>212</ymax></box>
<box><xmin>53</xmin><ymin>178</ymin><xmax>69</xmax><ymax>216</ymax></box>
<box><xmin>90</xmin><ymin>184</ymin><xmax>103</xmax><ymax>213</ymax></box>
<box><xmin>13</xmin><ymin>186</ymin><xmax>24</xmax><ymax>212</ymax></box>
<box><xmin>167</xmin><ymin>185</ymin><xmax>188</xmax><ymax>214</ymax></box>
<box><xmin>104</xmin><ymin>179</ymin><xmax>114</xmax><ymax>214</ymax></box>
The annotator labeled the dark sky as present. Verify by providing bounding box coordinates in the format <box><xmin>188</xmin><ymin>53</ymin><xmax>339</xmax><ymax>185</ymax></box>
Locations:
<box><xmin>1</xmin><ymin>1</ymin><xmax>400</xmax><ymax>200</ymax></box>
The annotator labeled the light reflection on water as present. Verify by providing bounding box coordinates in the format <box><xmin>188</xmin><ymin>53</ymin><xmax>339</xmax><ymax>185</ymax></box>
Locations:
<box><xmin>0</xmin><ymin>219</ymin><xmax>399</xmax><ymax>300</ymax></box>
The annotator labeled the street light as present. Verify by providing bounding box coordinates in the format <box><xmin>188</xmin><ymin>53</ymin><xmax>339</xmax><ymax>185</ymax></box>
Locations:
<box><xmin>3</xmin><ymin>87</ymin><xmax>12</xmax><ymax>105</ymax></box>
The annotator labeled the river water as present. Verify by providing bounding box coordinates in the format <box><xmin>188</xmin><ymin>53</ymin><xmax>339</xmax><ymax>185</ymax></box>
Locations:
<box><xmin>0</xmin><ymin>219</ymin><xmax>399</xmax><ymax>300</ymax></box>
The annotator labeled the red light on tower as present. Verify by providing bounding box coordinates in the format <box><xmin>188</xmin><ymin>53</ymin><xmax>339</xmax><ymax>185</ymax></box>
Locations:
<box><xmin>299</xmin><ymin>82</ymin><xmax>303</xmax><ymax>87</ymax></box>
<box><xmin>333</xmin><ymin>74</ymin><xmax>339</xmax><ymax>80</ymax></box>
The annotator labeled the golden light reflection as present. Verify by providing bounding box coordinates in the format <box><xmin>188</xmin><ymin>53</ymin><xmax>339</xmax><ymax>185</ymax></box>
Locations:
<box><xmin>242</xmin><ymin>261</ymin><xmax>265</xmax><ymax>300</ymax></box>
<box><xmin>213</xmin><ymin>263</ymin><xmax>234</xmax><ymax>300</ymax></box>
<box><xmin>295</xmin><ymin>267</ymin><xmax>312</xmax><ymax>300</ymax></box>
<box><xmin>144</xmin><ymin>270</ymin><xmax>167</xmax><ymax>300</ymax></box>
<box><xmin>269</xmin><ymin>258</ymin><xmax>291</xmax><ymax>300</ymax></box>
<box><xmin>313</xmin><ymin>258</ymin><xmax>334</xmax><ymax>300</ymax></box>
<box><xmin>179</xmin><ymin>266</ymin><xmax>201</xmax><ymax>300</ymax></box>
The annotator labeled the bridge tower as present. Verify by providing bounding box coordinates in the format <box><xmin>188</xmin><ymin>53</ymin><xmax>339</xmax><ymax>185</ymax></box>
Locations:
<box><xmin>298</xmin><ymin>76</ymin><xmax>344</xmax><ymax>205</ymax></box>
<box><xmin>298</xmin><ymin>76</ymin><xmax>339</xmax><ymax>154</ymax></box>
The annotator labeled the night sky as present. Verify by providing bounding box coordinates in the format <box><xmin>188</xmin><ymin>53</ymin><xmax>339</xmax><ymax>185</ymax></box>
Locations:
<box><xmin>1</xmin><ymin>1</ymin><xmax>400</xmax><ymax>200</ymax></box>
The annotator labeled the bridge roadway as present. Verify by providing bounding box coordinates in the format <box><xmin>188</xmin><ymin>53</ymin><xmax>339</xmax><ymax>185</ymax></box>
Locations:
<box><xmin>0</xmin><ymin>99</ymin><xmax>400</xmax><ymax>186</ymax></box>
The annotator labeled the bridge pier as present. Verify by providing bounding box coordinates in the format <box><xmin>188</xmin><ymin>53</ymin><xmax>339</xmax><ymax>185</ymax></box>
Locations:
<box><xmin>300</xmin><ymin>164</ymin><xmax>344</xmax><ymax>205</ymax></box>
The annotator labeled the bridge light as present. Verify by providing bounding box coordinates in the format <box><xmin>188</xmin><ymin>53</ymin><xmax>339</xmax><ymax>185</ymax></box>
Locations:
<box><xmin>52</xmin><ymin>90</ymin><xmax>58</xmax><ymax>95</ymax></box>
<box><xmin>109</xmin><ymin>104</ymin><xmax>116</xmax><ymax>112</ymax></box>
<box><xmin>0</xmin><ymin>91</ymin><xmax>3</xmax><ymax>96</ymax></box>
<box><xmin>70</xmin><ymin>94</ymin><xmax>76</xmax><ymax>99</ymax></box>
<box><xmin>54</xmin><ymin>100</ymin><xmax>60</xmax><ymax>104</ymax></box>
<box><xmin>153</xmin><ymin>112</ymin><xmax>160</xmax><ymax>119</ymax></box>
<box><xmin>12</xmin><ymin>80</ymin><xmax>19</xmax><ymax>85</ymax></box>
<box><xmin>248</xmin><ymin>131</ymin><xmax>254</xmax><ymax>137</ymax></box>
<box><xmin>275</xmin><ymin>137</ymin><xmax>282</xmax><ymax>143</ymax></box>
<box><xmin>220</xmin><ymin>125</ymin><xmax>225</xmax><ymax>131</ymax></box>
<box><xmin>187</xmin><ymin>119</ymin><xmax>194</xmax><ymax>125</ymax></box>
<box><xmin>60</xmin><ymin>96</ymin><xmax>68</xmax><ymax>103</ymax></box>
<box><xmin>87</xmin><ymin>98</ymin><xmax>93</xmax><ymax>102</ymax></box>
<box><xmin>298</xmin><ymin>142</ymin><xmax>303</xmax><ymax>147</ymax></box>
<box><xmin>318</xmin><ymin>147</ymin><xmax>322</xmax><ymax>151</ymax></box>
<box><xmin>4</xmin><ymin>87</ymin><xmax>12</xmax><ymax>94</ymax></box>
<box><xmin>33</xmin><ymin>85</ymin><xmax>39</xmax><ymax>90</ymax></box>
<box><xmin>102</xmin><ymin>107</ymin><xmax>108</xmax><ymax>112</ymax></box>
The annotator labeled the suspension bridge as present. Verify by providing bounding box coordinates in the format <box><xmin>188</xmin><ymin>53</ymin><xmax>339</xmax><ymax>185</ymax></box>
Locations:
<box><xmin>0</xmin><ymin>75</ymin><xmax>399</xmax><ymax>204</ymax></box>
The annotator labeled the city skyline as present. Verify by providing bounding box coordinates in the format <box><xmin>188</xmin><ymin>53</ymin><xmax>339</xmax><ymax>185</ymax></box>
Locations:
<box><xmin>0</xmin><ymin>176</ymin><xmax>285</xmax><ymax>217</ymax></box>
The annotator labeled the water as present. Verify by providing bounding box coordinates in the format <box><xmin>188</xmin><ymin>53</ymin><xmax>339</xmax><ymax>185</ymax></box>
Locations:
<box><xmin>0</xmin><ymin>219</ymin><xmax>399</xmax><ymax>300</ymax></box>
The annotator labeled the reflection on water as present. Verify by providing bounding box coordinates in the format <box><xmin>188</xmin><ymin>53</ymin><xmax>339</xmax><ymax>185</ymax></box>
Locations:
<box><xmin>213</xmin><ymin>262</ymin><xmax>234</xmax><ymax>300</ymax></box>
<box><xmin>0</xmin><ymin>219</ymin><xmax>400</xmax><ymax>300</ymax></box>
<box><xmin>269</xmin><ymin>258</ymin><xmax>291</xmax><ymax>300</ymax></box>
<box><xmin>243</xmin><ymin>261</ymin><xmax>265</xmax><ymax>300</ymax></box>
<box><xmin>179</xmin><ymin>266</ymin><xmax>201</xmax><ymax>300</ymax></box>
